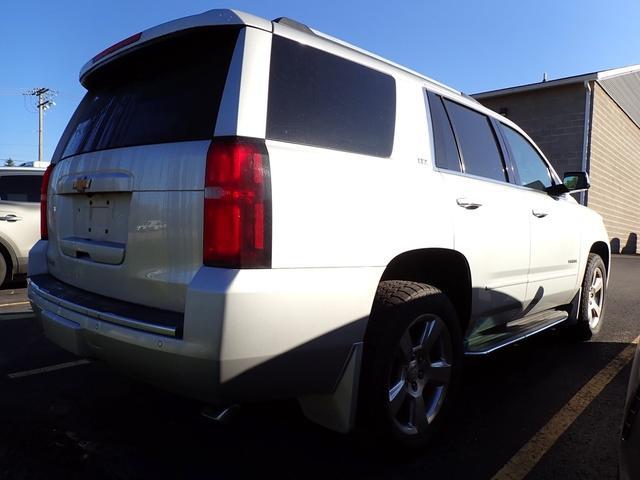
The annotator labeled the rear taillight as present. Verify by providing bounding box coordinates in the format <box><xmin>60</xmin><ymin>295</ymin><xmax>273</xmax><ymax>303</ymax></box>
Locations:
<box><xmin>40</xmin><ymin>164</ymin><xmax>55</xmax><ymax>240</ymax></box>
<box><xmin>203</xmin><ymin>137</ymin><xmax>271</xmax><ymax>268</ymax></box>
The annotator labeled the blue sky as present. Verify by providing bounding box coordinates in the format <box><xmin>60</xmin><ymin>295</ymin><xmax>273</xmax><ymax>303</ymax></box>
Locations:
<box><xmin>1</xmin><ymin>0</ymin><xmax>639</xmax><ymax>164</ymax></box>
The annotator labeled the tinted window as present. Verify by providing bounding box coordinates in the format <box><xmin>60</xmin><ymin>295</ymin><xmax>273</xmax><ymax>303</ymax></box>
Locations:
<box><xmin>501</xmin><ymin>125</ymin><xmax>552</xmax><ymax>191</ymax></box>
<box><xmin>0</xmin><ymin>175</ymin><xmax>42</xmax><ymax>202</ymax></box>
<box><xmin>427</xmin><ymin>92</ymin><xmax>461</xmax><ymax>172</ymax></box>
<box><xmin>267</xmin><ymin>36</ymin><xmax>396</xmax><ymax>157</ymax></box>
<box><xmin>55</xmin><ymin>27</ymin><xmax>239</xmax><ymax>160</ymax></box>
<box><xmin>444</xmin><ymin>100</ymin><xmax>506</xmax><ymax>182</ymax></box>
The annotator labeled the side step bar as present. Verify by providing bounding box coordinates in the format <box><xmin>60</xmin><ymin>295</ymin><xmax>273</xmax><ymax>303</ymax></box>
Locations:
<box><xmin>465</xmin><ymin>309</ymin><xmax>569</xmax><ymax>356</ymax></box>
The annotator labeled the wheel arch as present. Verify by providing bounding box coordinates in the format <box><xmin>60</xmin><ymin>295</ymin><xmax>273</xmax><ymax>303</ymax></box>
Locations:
<box><xmin>0</xmin><ymin>235</ymin><xmax>17</xmax><ymax>280</ymax></box>
<box><xmin>375</xmin><ymin>248</ymin><xmax>472</xmax><ymax>336</ymax></box>
<box><xmin>589</xmin><ymin>241</ymin><xmax>610</xmax><ymax>275</ymax></box>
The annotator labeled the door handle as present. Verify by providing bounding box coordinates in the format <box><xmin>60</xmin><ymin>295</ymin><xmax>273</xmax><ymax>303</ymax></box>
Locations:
<box><xmin>532</xmin><ymin>209</ymin><xmax>549</xmax><ymax>218</ymax></box>
<box><xmin>456</xmin><ymin>198</ymin><xmax>483</xmax><ymax>210</ymax></box>
<box><xmin>0</xmin><ymin>214</ymin><xmax>23</xmax><ymax>222</ymax></box>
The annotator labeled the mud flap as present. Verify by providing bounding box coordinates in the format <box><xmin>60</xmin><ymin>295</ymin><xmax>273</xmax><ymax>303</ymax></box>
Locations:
<box><xmin>297</xmin><ymin>342</ymin><xmax>362</xmax><ymax>434</ymax></box>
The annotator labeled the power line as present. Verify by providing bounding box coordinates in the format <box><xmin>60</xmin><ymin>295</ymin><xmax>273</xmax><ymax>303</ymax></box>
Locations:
<box><xmin>0</xmin><ymin>88</ymin><xmax>30</xmax><ymax>96</ymax></box>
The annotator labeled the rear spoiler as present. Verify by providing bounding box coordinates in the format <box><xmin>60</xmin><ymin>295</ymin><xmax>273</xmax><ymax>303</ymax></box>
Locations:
<box><xmin>79</xmin><ymin>9</ymin><xmax>272</xmax><ymax>85</ymax></box>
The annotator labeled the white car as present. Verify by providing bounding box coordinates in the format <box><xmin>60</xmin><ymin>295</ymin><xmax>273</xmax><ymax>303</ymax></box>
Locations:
<box><xmin>0</xmin><ymin>167</ymin><xmax>45</xmax><ymax>286</ymax></box>
<box><xmin>28</xmin><ymin>10</ymin><xmax>609</xmax><ymax>447</ymax></box>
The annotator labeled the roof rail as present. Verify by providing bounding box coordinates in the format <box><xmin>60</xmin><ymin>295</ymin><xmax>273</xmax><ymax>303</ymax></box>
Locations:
<box><xmin>461</xmin><ymin>92</ymin><xmax>481</xmax><ymax>104</ymax></box>
<box><xmin>273</xmin><ymin>17</ymin><xmax>315</xmax><ymax>35</ymax></box>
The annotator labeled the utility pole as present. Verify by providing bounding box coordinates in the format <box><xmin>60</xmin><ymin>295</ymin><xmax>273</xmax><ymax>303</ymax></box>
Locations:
<box><xmin>24</xmin><ymin>87</ymin><xmax>56</xmax><ymax>164</ymax></box>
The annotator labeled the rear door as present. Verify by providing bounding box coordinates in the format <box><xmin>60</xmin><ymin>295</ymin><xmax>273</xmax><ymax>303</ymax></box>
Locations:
<box><xmin>0</xmin><ymin>171</ymin><xmax>42</xmax><ymax>263</ymax></box>
<box><xmin>46</xmin><ymin>27</ymin><xmax>240</xmax><ymax>312</ymax></box>
<box><xmin>427</xmin><ymin>92</ymin><xmax>531</xmax><ymax>333</ymax></box>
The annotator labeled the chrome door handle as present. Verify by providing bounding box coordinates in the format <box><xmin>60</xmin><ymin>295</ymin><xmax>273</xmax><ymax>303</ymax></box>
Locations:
<box><xmin>456</xmin><ymin>198</ymin><xmax>483</xmax><ymax>210</ymax></box>
<box><xmin>532</xmin><ymin>209</ymin><xmax>548</xmax><ymax>218</ymax></box>
<box><xmin>0</xmin><ymin>214</ymin><xmax>22</xmax><ymax>222</ymax></box>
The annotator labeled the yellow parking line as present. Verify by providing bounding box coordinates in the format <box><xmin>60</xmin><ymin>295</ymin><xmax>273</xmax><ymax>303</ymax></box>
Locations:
<box><xmin>493</xmin><ymin>335</ymin><xmax>640</xmax><ymax>480</ymax></box>
<box><xmin>0</xmin><ymin>301</ymin><xmax>30</xmax><ymax>308</ymax></box>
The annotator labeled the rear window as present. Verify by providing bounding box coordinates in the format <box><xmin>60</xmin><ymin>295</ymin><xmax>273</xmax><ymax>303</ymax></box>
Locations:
<box><xmin>443</xmin><ymin>99</ymin><xmax>506</xmax><ymax>182</ymax></box>
<box><xmin>54</xmin><ymin>27</ymin><xmax>239</xmax><ymax>160</ymax></box>
<box><xmin>267</xmin><ymin>35</ymin><xmax>396</xmax><ymax>157</ymax></box>
<box><xmin>0</xmin><ymin>174</ymin><xmax>42</xmax><ymax>203</ymax></box>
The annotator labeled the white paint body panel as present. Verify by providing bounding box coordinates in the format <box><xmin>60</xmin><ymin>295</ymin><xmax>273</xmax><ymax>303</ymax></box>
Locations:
<box><xmin>218</xmin><ymin>267</ymin><xmax>383</xmax><ymax>382</ymax></box>
<box><xmin>524</xmin><ymin>191</ymin><xmax>581</xmax><ymax>314</ymax></box>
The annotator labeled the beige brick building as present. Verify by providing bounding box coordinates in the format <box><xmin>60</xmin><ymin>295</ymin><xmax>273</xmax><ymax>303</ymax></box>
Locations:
<box><xmin>473</xmin><ymin>66</ymin><xmax>640</xmax><ymax>254</ymax></box>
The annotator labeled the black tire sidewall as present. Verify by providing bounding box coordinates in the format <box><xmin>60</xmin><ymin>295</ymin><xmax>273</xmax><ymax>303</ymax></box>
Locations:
<box><xmin>362</xmin><ymin>286</ymin><xmax>463</xmax><ymax>449</ymax></box>
<box><xmin>0</xmin><ymin>254</ymin><xmax>6</xmax><ymax>288</ymax></box>
<box><xmin>578</xmin><ymin>254</ymin><xmax>607</xmax><ymax>337</ymax></box>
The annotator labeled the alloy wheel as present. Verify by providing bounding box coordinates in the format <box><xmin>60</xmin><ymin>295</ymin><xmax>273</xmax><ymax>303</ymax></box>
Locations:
<box><xmin>587</xmin><ymin>267</ymin><xmax>604</xmax><ymax>329</ymax></box>
<box><xmin>387</xmin><ymin>314</ymin><xmax>452</xmax><ymax>435</ymax></box>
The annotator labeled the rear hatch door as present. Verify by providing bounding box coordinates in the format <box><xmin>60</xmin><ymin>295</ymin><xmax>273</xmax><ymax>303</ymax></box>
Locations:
<box><xmin>46</xmin><ymin>26</ymin><xmax>240</xmax><ymax>313</ymax></box>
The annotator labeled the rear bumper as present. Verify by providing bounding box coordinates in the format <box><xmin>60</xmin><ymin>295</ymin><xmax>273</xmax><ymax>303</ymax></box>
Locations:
<box><xmin>28</xmin><ymin>241</ymin><xmax>382</xmax><ymax>404</ymax></box>
<box><xmin>29</xmin><ymin>279</ymin><xmax>220</xmax><ymax>402</ymax></box>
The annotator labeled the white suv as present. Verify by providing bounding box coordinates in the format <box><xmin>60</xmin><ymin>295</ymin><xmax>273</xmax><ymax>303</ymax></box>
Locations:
<box><xmin>0</xmin><ymin>167</ymin><xmax>45</xmax><ymax>286</ymax></box>
<box><xmin>28</xmin><ymin>10</ymin><xmax>610</xmax><ymax>447</ymax></box>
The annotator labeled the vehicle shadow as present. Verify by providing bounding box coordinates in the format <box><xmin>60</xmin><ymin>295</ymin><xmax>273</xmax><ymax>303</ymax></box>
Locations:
<box><xmin>1</xmin><ymin>329</ymin><xmax>629</xmax><ymax>480</ymax></box>
<box><xmin>0</xmin><ymin>277</ymin><xmax>27</xmax><ymax>291</ymax></box>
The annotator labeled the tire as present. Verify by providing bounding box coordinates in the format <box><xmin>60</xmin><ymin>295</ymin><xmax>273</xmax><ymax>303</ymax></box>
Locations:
<box><xmin>0</xmin><ymin>254</ymin><xmax>6</xmax><ymax>288</ymax></box>
<box><xmin>570</xmin><ymin>253</ymin><xmax>607</xmax><ymax>340</ymax></box>
<box><xmin>359</xmin><ymin>280</ymin><xmax>462</xmax><ymax>449</ymax></box>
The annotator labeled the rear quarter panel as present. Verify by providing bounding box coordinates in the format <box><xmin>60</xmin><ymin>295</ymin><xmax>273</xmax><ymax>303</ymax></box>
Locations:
<box><xmin>267</xmin><ymin>76</ymin><xmax>454</xmax><ymax>269</ymax></box>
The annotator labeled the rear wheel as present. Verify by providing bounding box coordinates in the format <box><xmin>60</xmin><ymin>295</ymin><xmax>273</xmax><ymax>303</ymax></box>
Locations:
<box><xmin>570</xmin><ymin>253</ymin><xmax>606</xmax><ymax>340</ymax></box>
<box><xmin>360</xmin><ymin>281</ymin><xmax>462</xmax><ymax>449</ymax></box>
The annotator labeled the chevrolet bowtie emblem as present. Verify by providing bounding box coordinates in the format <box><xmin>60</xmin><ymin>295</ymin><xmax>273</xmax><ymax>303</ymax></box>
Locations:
<box><xmin>72</xmin><ymin>176</ymin><xmax>92</xmax><ymax>193</ymax></box>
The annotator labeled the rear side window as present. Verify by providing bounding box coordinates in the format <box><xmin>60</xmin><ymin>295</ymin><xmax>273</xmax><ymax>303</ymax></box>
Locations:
<box><xmin>443</xmin><ymin>99</ymin><xmax>506</xmax><ymax>182</ymax></box>
<box><xmin>501</xmin><ymin>125</ymin><xmax>552</xmax><ymax>191</ymax></box>
<box><xmin>55</xmin><ymin>27</ymin><xmax>240</xmax><ymax>160</ymax></box>
<box><xmin>267</xmin><ymin>36</ymin><xmax>396</xmax><ymax>157</ymax></box>
<box><xmin>0</xmin><ymin>175</ymin><xmax>42</xmax><ymax>202</ymax></box>
<box><xmin>427</xmin><ymin>91</ymin><xmax>461</xmax><ymax>172</ymax></box>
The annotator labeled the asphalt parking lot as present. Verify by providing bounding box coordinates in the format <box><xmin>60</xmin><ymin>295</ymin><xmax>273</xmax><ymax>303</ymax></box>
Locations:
<box><xmin>2</xmin><ymin>256</ymin><xmax>639</xmax><ymax>479</ymax></box>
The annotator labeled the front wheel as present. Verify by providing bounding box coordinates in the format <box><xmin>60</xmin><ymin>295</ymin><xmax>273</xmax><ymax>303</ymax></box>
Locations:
<box><xmin>570</xmin><ymin>253</ymin><xmax>607</xmax><ymax>340</ymax></box>
<box><xmin>0</xmin><ymin>254</ymin><xmax>6</xmax><ymax>288</ymax></box>
<box><xmin>360</xmin><ymin>281</ymin><xmax>462</xmax><ymax>449</ymax></box>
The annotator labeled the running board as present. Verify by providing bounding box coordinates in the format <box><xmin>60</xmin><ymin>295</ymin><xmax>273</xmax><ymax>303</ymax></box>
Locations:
<box><xmin>465</xmin><ymin>309</ymin><xmax>569</xmax><ymax>356</ymax></box>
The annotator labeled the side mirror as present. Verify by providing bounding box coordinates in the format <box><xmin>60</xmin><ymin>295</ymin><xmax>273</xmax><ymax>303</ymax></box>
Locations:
<box><xmin>546</xmin><ymin>171</ymin><xmax>590</xmax><ymax>196</ymax></box>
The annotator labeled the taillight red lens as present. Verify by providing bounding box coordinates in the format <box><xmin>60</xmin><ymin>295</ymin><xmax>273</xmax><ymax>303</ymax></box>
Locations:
<box><xmin>40</xmin><ymin>164</ymin><xmax>55</xmax><ymax>240</ymax></box>
<box><xmin>203</xmin><ymin>138</ymin><xmax>271</xmax><ymax>268</ymax></box>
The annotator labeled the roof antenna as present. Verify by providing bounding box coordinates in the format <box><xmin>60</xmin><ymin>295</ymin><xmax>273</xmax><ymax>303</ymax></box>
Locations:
<box><xmin>542</xmin><ymin>72</ymin><xmax>548</xmax><ymax>82</ymax></box>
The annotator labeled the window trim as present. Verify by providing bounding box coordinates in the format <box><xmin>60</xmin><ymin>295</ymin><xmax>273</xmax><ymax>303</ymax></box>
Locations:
<box><xmin>490</xmin><ymin>117</ymin><xmax>520</xmax><ymax>185</ymax></box>
<box><xmin>425</xmin><ymin>89</ymin><xmax>563</xmax><ymax>194</ymax></box>
<box><xmin>425</xmin><ymin>90</ymin><xmax>463</xmax><ymax>172</ymax></box>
